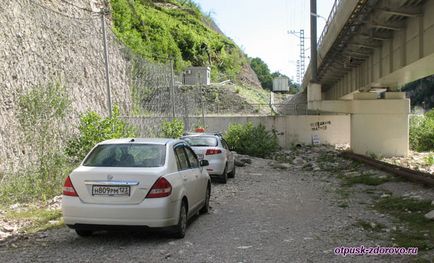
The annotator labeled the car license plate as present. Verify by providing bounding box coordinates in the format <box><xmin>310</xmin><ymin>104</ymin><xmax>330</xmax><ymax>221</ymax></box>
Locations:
<box><xmin>197</xmin><ymin>154</ymin><xmax>204</xmax><ymax>160</ymax></box>
<box><xmin>92</xmin><ymin>185</ymin><xmax>130</xmax><ymax>196</ymax></box>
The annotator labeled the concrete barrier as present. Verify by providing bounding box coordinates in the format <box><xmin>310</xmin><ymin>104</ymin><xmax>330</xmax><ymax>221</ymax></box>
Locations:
<box><xmin>125</xmin><ymin>115</ymin><xmax>351</xmax><ymax>149</ymax></box>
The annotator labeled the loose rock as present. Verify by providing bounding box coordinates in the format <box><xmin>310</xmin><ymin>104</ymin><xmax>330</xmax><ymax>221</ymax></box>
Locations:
<box><xmin>424</xmin><ymin>210</ymin><xmax>434</xmax><ymax>220</ymax></box>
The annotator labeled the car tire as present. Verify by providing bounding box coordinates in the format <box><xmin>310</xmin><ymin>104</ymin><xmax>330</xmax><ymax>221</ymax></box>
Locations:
<box><xmin>173</xmin><ymin>201</ymin><xmax>187</xmax><ymax>239</ymax></box>
<box><xmin>200</xmin><ymin>184</ymin><xmax>211</xmax><ymax>214</ymax></box>
<box><xmin>220</xmin><ymin>165</ymin><xmax>228</xmax><ymax>184</ymax></box>
<box><xmin>228</xmin><ymin>165</ymin><xmax>236</xmax><ymax>178</ymax></box>
<box><xmin>75</xmin><ymin>229</ymin><xmax>92</xmax><ymax>237</ymax></box>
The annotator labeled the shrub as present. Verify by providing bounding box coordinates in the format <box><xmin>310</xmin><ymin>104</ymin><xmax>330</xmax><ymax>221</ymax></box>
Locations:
<box><xmin>224</xmin><ymin>122</ymin><xmax>279</xmax><ymax>158</ymax></box>
<box><xmin>0</xmin><ymin>82</ymin><xmax>72</xmax><ymax>204</ymax></box>
<box><xmin>160</xmin><ymin>118</ymin><xmax>184</xmax><ymax>138</ymax></box>
<box><xmin>410</xmin><ymin>110</ymin><xmax>434</xmax><ymax>152</ymax></box>
<box><xmin>65</xmin><ymin>106</ymin><xmax>137</xmax><ymax>162</ymax></box>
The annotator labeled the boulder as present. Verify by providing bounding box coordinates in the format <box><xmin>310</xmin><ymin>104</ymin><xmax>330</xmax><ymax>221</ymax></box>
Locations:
<box><xmin>424</xmin><ymin>210</ymin><xmax>434</xmax><ymax>220</ymax></box>
<box><xmin>292</xmin><ymin>157</ymin><xmax>305</xmax><ymax>166</ymax></box>
<box><xmin>240</xmin><ymin>158</ymin><xmax>252</xmax><ymax>164</ymax></box>
<box><xmin>234</xmin><ymin>160</ymin><xmax>246</xmax><ymax>167</ymax></box>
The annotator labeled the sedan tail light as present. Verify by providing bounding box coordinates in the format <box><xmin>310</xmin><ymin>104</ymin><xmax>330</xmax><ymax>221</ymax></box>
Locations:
<box><xmin>206</xmin><ymin>149</ymin><xmax>222</xmax><ymax>155</ymax></box>
<box><xmin>146</xmin><ymin>177</ymin><xmax>172</xmax><ymax>198</ymax></box>
<box><xmin>63</xmin><ymin>176</ymin><xmax>78</xmax><ymax>197</ymax></box>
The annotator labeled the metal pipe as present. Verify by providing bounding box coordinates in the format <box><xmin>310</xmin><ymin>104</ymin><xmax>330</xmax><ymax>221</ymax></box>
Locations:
<box><xmin>101</xmin><ymin>3</ymin><xmax>112</xmax><ymax>118</ymax></box>
<box><xmin>170</xmin><ymin>59</ymin><xmax>176</xmax><ymax>119</ymax></box>
<box><xmin>341</xmin><ymin>152</ymin><xmax>434</xmax><ymax>187</ymax></box>
<box><xmin>310</xmin><ymin>0</ymin><xmax>318</xmax><ymax>82</ymax></box>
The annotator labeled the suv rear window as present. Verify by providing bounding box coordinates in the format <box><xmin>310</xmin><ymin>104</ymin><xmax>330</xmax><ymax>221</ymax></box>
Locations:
<box><xmin>181</xmin><ymin>136</ymin><xmax>218</xmax><ymax>147</ymax></box>
<box><xmin>83</xmin><ymin>144</ymin><xmax>166</xmax><ymax>167</ymax></box>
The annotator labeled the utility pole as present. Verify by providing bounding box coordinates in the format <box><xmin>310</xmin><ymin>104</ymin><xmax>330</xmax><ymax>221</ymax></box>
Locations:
<box><xmin>310</xmin><ymin>0</ymin><xmax>318</xmax><ymax>82</ymax></box>
<box><xmin>288</xmin><ymin>29</ymin><xmax>306</xmax><ymax>84</ymax></box>
<box><xmin>296</xmin><ymin>60</ymin><xmax>301</xmax><ymax>84</ymax></box>
<box><xmin>101</xmin><ymin>0</ymin><xmax>112</xmax><ymax>117</ymax></box>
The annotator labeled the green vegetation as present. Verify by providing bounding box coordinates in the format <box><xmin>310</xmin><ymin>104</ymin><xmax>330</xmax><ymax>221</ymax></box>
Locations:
<box><xmin>426</xmin><ymin>155</ymin><xmax>434</xmax><ymax>166</ymax></box>
<box><xmin>375</xmin><ymin>196</ymin><xmax>434</xmax><ymax>250</ymax></box>
<box><xmin>410</xmin><ymin>110</ymin><xmax>434</xmax><ymax>152</ymax></box>
<box><xmin>225</xmin><ymin>122</ymin><xmax>279</xmax><ymax>158</ymax></box>
<box><xmin>110</xmin><ymin>0</ymin><xmax>246</xmax><ymax>81</ymax></box>
<box><xmin>234</xmin><ymin>84</ymin><xmax>270</xmax><ymax>105</ymax></box>
<box><xmin>250</xmin><ymin>57</ymin><xmax>298</xmax><ymax>92</ymax></box>
<box><xmin>160</xmin><ymin>118</ymin><xmax>184</xmax><ymax>138</ymax></box>
<box><xmin>402</xmin><ymin>75</ymin><xmax>434</xmax><ymax>110</ymax></box>
<box><xmin>65</xmin><ymin>106</ymin><xmax>137</xmax><ymax>162</ymax></box>
<box><xmin>0</xmin><ymin>82</ymin><xmax>73</xmax><ymax>204</ymax></box>
<box><xmin>342</xmin><ymin>172</ymin><xmax>394</xmax><ymax>187</ymax></box>
<box><xmin>5</xmin><ymin>208</ymin><xmax>63</xmax><ymax>234</ymax></box>
<box><xmin>250</xmin><ymin>57</ymin><xmax>273</xmax><ymax>89</ymax></box>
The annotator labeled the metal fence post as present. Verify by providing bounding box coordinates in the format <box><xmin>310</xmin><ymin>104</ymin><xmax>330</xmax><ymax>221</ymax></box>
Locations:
<box><xmin>170</xmin><ymin>59</ymin><xmax>176</xmax><ymax>119</ymax></box>
<box><xmin>101</xmin><ymin>1</ymin><xmax>112</xmax><ymax>118</ymax></box>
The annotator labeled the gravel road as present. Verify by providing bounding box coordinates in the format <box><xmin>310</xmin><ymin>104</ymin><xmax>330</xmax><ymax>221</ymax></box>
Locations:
<box><xmin>0</xmin><ymin>153</ymin><xmax>430</xmax><ymax>262</ymax></box>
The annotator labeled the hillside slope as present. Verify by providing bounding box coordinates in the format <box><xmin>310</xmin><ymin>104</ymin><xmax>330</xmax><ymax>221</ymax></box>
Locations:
<box><xmin>110</xmin><ymin>0</ymin><xmax>260</xmax><ymax>85</ymax></box>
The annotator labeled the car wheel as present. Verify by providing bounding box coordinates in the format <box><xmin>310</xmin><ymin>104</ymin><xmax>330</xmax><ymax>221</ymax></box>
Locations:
<box><xmin>173</xmin><ymin>201</ymin><xmax>187</xmax><ymax>239</ymax></box>
<box><xmin>228</xmin><ymin>165</ymin><xmax>236</xmax><ymax>178</ymax></box>
<box><xmin>200</xmin><ymin>184</ymin><xmax>211</xmax><ymax>214</ymax></box>
<box><xmin>75</xmin><ymin>229</ymin><xmax>92</xmax><ymax>237</ymax></box>
<box><xmin>220</xmin><ymin>165</ymin><xmax>228</xmax><ymax>184</ymax></box>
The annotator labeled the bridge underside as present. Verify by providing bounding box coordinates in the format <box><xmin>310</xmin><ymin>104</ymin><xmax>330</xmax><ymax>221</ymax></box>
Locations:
<box><xmin>302</xmin><ymin>0</ymin><xmax>434</xmax><ymax>157</ymax></box>
<box><xmin>317</xmin><ymin>0</ymin><xmax>434</xmax><ymax>99</ymax></box>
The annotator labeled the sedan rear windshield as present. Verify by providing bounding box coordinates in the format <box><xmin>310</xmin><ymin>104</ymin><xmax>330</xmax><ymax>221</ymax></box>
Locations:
<box><xmin>83</xmin><ymin>144</ymin><xmax>166</xmax><ymax>167</ymax></box>
<box><xmin>182</xmin><ymin>136</ymin><xmax>218</xmax><ymax>147</ymax></box>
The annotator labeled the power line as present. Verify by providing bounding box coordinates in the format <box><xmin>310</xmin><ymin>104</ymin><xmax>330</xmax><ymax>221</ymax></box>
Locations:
<box><xmin>28</xmin><ymin>0</ymin><xmax>98</xmax><ymax>20</ymax></box>
<box><xmin>59</xmin><ymin>0</ymin><xmax>96</xmax><ymax>13</ymax></box>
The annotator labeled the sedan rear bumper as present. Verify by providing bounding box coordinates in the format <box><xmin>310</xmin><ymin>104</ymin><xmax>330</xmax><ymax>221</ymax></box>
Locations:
<box><xmin>204</xmin><ymin>158</ymin><xmax>226</xmax><ymax>176</ymax></box>
<box><xmin>62</xmin><ymin>196</ymin><xmax>179</xmax><ymax>228</ymax></box>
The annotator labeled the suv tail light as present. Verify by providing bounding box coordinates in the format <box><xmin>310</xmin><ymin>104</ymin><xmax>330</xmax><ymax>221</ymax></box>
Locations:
<box><xmin>206</xmin><ymin>149</ymin><xmax>222</xmax><ymax>155</ymax></box>
<box><xmin>146</xmin><ymin>177</ymin><xmax>172</xmax><ymax>198</ymax></box>
<box><xmin>63</xmin><ymin>176</ymin><xmax>78</xmax><ymax>197</ymax></box>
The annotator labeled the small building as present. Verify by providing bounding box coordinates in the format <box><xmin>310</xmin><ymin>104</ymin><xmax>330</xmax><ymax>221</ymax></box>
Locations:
<box><xmin>272</xmin><ymin>77</ymin><xmax>289</xmax><ymax>92</ymax></box>
<box><xmin>183</xmin><ymin>66</ymin><xmax>211</xmax><ymax>86</ymax></box>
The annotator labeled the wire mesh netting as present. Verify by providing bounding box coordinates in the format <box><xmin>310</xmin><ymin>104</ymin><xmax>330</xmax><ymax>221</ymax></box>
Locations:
<box><xmin>1</xmin><ymin>0</ymin><xmax>295</xmax><ymax>175</ymax></box>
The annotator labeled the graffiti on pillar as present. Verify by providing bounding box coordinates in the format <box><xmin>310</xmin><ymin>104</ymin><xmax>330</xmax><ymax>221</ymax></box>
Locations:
<box><xmin>311</xmin><ymin>121</ymin><xmax>331</xmax><ymax>131</ymax></box>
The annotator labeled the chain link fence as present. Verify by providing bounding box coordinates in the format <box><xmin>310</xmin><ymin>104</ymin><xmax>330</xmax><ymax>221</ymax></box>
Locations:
<box><xmin>2</xmin><ymin>0</ymin><xmax>302</xmax><ymax>161</ymax></box>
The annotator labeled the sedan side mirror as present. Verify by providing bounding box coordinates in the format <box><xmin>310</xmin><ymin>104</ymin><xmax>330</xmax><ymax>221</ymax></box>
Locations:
<box><xmin>200</xmin><ymin>160</ymin><xmax>209</xmax><ymax>167</ymax></box>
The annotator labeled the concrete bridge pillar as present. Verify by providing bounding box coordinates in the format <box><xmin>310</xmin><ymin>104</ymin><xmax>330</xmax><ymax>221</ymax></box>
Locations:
<box><xmin>351</xmin><ymin>92</ymin><xmax>410</xmax><ymax>157</ymax></box>
<box><xmin>306</xmin><ymin>88</ymin><xmax>410</xmax><ymax>157</ymax></box>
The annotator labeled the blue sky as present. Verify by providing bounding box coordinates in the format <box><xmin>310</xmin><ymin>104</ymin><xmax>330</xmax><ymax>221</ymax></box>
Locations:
<box><xmin>194</xmin><ymin>0</ymin><xmax>335</xmax><ymax>82</ymax></box>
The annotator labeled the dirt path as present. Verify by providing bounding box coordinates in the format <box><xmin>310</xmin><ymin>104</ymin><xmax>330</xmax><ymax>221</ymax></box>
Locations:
<box><xmin>0</xmin><ymin>149</ymin><xmax>432</xmax><ymax>262</ymax></box>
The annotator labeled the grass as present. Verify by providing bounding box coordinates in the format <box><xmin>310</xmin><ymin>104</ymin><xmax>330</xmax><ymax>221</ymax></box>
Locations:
<box><xmin>374</xmin><ymin>196</ymin><xmax>434</xmax><ymax>250</ymax></box>
<box><xmin>425</xmin><ymin>155</ymin><xmax>434</xmax><ymax>166</ymax></box>
<box><xmin>234</xmin><ymin>85</ymin><xmax>270</xmax><ymax>105</ymax></box>
<box><xmin>342</xmin><ymin>173</ymin><xmax>394</xmax><ymax>187</ymax></box>
<box><xmin>4</xmin><ymin>208</ymin><xmax>63</xmax><ymax>234</ymax></box>
<box><xmin>0</xmin><ymin>162</ymin><xmax>74</xmax><ymax>205</ymax></box>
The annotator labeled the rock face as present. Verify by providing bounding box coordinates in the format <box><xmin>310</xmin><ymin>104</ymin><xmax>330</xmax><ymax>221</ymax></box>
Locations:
<box><xmin>0</xmin><ymin>0</ymin><xmax>132</xmax><ymax>171</ymax></box>
<box><xmin>238</xmin><ymin>63</ymin><xmax>262</xmax><ymax>88</ymax></box>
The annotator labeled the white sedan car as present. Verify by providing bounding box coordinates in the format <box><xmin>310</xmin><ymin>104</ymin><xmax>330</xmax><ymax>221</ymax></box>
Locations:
<box><xmin>62</xmin><ymin>138</ymin><xmax>211</xmax><ymax>238</ymax></box>
<box><xmin>181</xmin><ymin>134</ymin><xmax>235</xmax><ymax>184</ymax></box>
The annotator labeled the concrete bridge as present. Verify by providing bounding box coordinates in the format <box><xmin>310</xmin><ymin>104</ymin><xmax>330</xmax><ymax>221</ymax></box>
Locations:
<box><xmin>301</xmin><ymin>0</ymin><xmax>434</xmax><ymax>157</ymax></box>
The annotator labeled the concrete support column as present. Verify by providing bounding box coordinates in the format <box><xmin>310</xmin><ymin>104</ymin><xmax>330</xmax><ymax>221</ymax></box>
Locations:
<box><xmin>350</xmin><ymin>92</ymin><xmax>410</xmax><ymax>157</ymax></box>
<box><xmin>307</xmin><ymin>82</ymin><xmax>322</xmax><ymax>111</ymax></box>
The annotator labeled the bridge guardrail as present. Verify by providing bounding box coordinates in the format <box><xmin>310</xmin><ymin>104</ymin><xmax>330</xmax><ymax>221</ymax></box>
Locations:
<box><xmin>317</xmin><ymin>0</ymin><xmax>343</xmax><ymax>49</ymax></box>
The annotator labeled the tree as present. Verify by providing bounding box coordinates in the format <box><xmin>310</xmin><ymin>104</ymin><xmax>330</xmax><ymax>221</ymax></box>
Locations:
<box><xmin>402</xmin><ymin>75</ymin><xmax>434</xmax><ymax>111</ymax></box>
<box><xmin>250</xmin><ymin>57</ymin><xmax>272</xmax><ymax>90</ymax></box>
